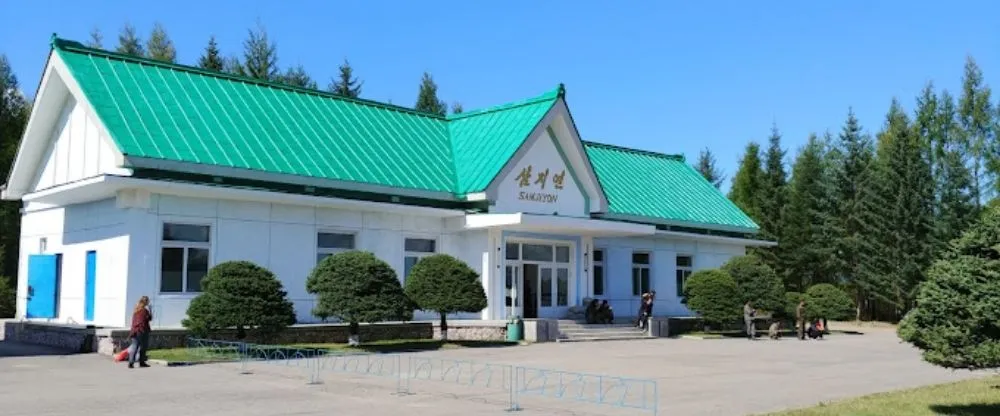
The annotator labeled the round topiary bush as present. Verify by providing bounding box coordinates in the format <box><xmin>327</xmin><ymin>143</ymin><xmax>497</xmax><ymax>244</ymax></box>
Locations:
<box><xmin>682</xmin><ymin>269</ymin><xmax>742</xmax><ymax>329</ymax></box>
<box><xmin>898</xmin><ymin>205</ymin><xmax>1000</xmax><ymax>370</ymax></box>
<box><xmin>721</xmin><ymin>255</ymin><xmax>785</xmax><ymax>315</ymax></box>
<box><xmin>306</xmin><ymin>251</ymin><xmax>413</xmax><ymax>345</ymax></box>
<box><xmin>404</xmin><ymin>254</ymin><xmax>487</xmax><ymax>341</ymax></box>
<box><xmin>182</xmin><ymin>261</ymin><xmax>296</xmax><ymax>341</ymax></box>
<box><xmin>803</xmin><ymin>283</ymin><xmax>854</xmax><ymax>321</ymax></box>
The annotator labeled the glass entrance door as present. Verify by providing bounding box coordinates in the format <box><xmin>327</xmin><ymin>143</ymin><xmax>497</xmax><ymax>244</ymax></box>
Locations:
<box><xmin>505</xmin><ymin>264</ymin><xmax>520</xmax><ymax>318</ymax></box>
<box><xmin>522</xmin><ymin>264</ymin><xmax>539</xmax><ymax>319</ymax></box>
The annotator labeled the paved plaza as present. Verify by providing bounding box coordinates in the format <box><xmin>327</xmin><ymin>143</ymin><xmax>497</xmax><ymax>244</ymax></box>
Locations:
<box><xmin>0</xmin><ymin>326</ymin><xmax>990</xmax><ymax>416</ymax></box>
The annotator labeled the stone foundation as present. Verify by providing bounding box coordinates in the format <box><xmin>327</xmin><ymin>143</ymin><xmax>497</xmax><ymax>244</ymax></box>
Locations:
<box><xmin>5</xmin><ymin>319</ymin><xmax>512</xmax><ymax>356</ymax></box>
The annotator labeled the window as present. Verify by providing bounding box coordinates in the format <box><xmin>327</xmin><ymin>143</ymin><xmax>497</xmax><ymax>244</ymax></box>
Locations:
<box><xmin>160</xmin><ymin>223</ymin><xmax>211</xmax><ymax>293</ymax></box>
<box><xmin>505</xmin><ymin>243</ymin><xmax>520</xmax><ymax>260</ymax></box>
<box><xmin>317</xmin><ymin>232</ymin><xmax>355</xmax><ymax>263</ymax></box>
<box><xmin>631</xmin><ymin>252</ymin><xmax>651</xmax><ymax>296</ymax></box>
<box><xmin>522</xmin><ymin>244</ymin><xmax>554</xmax><ymax>262</ymax></box>
<box><xmin>404</xmin><ymin>238</ymin><xmax>436</xmax><ymax>279</ymax></box>
<box><xmin>555</xmin><ymin>246</ymin><xmax>570</xmax><ymax>263</ymax></box>
<box><xmin>676</xmin><ymin>255</ymin><xmax>693</xmax><ymax>297</ymax></box>
<box><xmin>556</xmin><ymin>268</ymin><xmax>569</xmax><ymax>306</ymax></box>
<box><xmin>540</xmin><ymin>268</ymin><xmax>553</xmax><ymax>307</ymax></box>
<box><xmin>592</xmin><ymin>249</ymin><xmax>605</xmax><ymax>296</ymax></box>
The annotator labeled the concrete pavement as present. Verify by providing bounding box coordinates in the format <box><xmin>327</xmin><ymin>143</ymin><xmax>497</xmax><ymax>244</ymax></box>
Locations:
<box><xmin>0</xmin><ymin>330</ymin><xmax>989</xmax><ymax>416</ymax></box>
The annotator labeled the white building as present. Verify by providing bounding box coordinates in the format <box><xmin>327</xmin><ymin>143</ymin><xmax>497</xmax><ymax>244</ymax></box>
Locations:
<box><xmin>2</xmin><ymin>37</ymin><xmax>772</xmax><ymax>329</ymax></box>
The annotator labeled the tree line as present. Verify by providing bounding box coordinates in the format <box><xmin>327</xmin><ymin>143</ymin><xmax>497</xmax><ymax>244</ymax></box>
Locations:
<box><xmin>88</xmin><ymin>22</ymin><xmax>463</xmax><ymax>115</ymax></box>
<box><xmin>693</xmin><ymin>57</ymin><xmax>996</xmax><ymax>323</ymax></box>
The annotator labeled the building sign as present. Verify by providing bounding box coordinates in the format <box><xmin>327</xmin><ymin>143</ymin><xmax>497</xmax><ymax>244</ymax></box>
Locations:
<box><xmin>515</xmin><ymin>165</ymin><xmax>566</xmax><ymax>203</ymax></box>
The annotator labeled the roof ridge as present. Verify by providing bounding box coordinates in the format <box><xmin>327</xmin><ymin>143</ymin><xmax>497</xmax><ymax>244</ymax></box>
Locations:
<box><xmin>582</xmin><ymin>140</ymin><xmax>685</xmax><ymax>162</ymax></box>
<box><xmin>51</xmin><ymin>35</ymin><xmax>447</xmax><ymax>120</ymax></box>
<box><xmin>446</xmin><ymin>84</ymin><xmax>563</xmax><ymax>121</ymax></box>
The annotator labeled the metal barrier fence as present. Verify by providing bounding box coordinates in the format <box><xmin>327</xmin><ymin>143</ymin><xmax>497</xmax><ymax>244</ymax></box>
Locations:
<box><xmin>185</xmin><ymin>337</ymin><xmax>658</xmax><ymax>414</ymax></box>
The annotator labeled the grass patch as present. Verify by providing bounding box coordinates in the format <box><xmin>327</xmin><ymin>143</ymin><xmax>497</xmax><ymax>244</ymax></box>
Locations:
<box><xmin>147</xmin><ymin>339</ymin><xmax>517</xmax><ymax>363</ymax></box>
<box><xmin>765</xmin><ymin>376</ymin><xmax>1000</xmax><ymax>416</ymax></box>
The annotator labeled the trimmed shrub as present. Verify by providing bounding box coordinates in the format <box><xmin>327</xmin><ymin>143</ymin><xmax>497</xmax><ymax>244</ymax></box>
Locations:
<box><xmin>803</xmin><ymin>283</ymin><xmax>854</xmax><ymax>321</ymax></box>
<box><xmin>898</xmin><ymin>205</ymin><xmax>1000</xmax><ymax>370</ymax></box>
<box><xmin>0</xmin><ymin>276</ymin><xmax>14</xmax><ymax>318</ymax></box>
<box><xmin>182</xmin><ymin>261</ymin><xmax>296</xmax><ymax>340</ymax></box>
<box><xmin>721</xmin><ymin>255</ymin><xmax>785</xmax><ymax>314</ymax></box>
<box><xmin>682</xmin><ymin>269</ymin><xmax>742</xmax><ymax>329</ymax></box>
<box><xmin>306</xmin><ymin>251</ymin><xmax>413</xmax><ymax>345</ymax></box>
<box><xmin>404</xmin><ymin>254</ymin><xmax>487</xmax><ymax>341</ymax></box>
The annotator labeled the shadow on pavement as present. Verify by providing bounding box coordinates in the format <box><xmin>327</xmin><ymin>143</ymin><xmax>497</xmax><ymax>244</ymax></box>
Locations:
<box><xmin>0</xmin><ymin>340</ymin><xmax>76</xmax><ymax>357</ymax></box>
<box><xmin>929</xmin><ymin>404</ymin><xmax>1000</xmax><ymax>416</ymax></box>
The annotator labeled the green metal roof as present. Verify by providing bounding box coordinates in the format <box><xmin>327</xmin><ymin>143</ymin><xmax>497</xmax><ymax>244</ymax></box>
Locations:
<box><xmin>583</xmin><ymin>141</ymin><xmax>760</xmax><ymax>232</ymax></box>
<box><xmin>49</xmin><ymin>36</ymin><xmax>757</xmax><ymax>232</ymax></box>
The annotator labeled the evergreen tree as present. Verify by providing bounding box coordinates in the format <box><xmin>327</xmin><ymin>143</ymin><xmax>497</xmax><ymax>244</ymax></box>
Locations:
<box><xmin>781</xmin><ymin>134</ymin><xmax>836</xmax><ymax>291</ymax></box>
<box><xmin>695</xmin><ymin>147</ymin><xmax>725</xmax><ymax>189</ymax></box>
<box><xmin>924</xmin><ymin>88</ymin><xmax>976</xmax><ymax>249</ymax></box>
<box><xmin>328</xmin><ymin>59</ymin><xmax>362</xmax><ymax>98</ymax></box>
<box><xmin>727</xmin><ymin>142</ymin><xmax>764</xmax><ymax>221</ymax></box>
<box><xmin>279</xmin><ymin>65</ymin><xmax>317</xmax><ymax>89</ymax></box>
<box><xmin>198</xmin><ymin>36</ymin><xmax>225</xmax><ymax>71</ymax></box>
<box><xmin>146</xmin><ymin>22</ymin><xmax>176</xmax><ymax>63</ymax></box>
<box><xmin>87</xmin><ymin>27</ymin><xmax>103</xmax><ymax>49</ymax></box>
<box><xmin>0</xmin><ymin>55</ymin><xmax>29</xmax><ymax>282</ymax></box>
<box><xmin>240</xmin><ymin>22</ymin><xmax>279</xmax><ymax>81</ymax></box>
<box><xmin>414</xmin><ymin>72</ymin><xmax>447</xmax><ymax>116</ymax></box>
<box><xmin>223</xmin><ymin>55</ymin><xmax>245</xmax><ymax>76</ymax></box>
<box><xmin>831</xmin><ymin>108</ymin><xmax>881</xmax><ymax>320</ymax></box>
<box><xmin>871</xmin><ymin>99</ymin><xmax>936</xmax><ymax>319</ymax></box>
<box><xmin>957</xmin><ymin>57</ymin><xmax>994</xmax><ymax>206</ymax></box>
<box><xmin>115</xmin><ymin>23</ymin><xmax>144</xmax><ymax>57</ymax></box>
<box><xmin>755</xmin><ymin>124</ymin><xmax>789</xmax><ymax>272</ymax></box>
<box><xmin>451</xmin><ymin>102</ymin><xmax>464</xmax><ymax>114</ymax></box>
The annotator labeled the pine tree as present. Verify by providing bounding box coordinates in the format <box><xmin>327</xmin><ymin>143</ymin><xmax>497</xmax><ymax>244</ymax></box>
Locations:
<box><xmin>451</xmin><ymin>102</ymin><xmax>464</xmax><ymax>115</ymax></box>
<box><xmin>146</xmin><ymin>22</ymin><xmax>176</xmax><ymax>63</ymax></box>
<box><xmin>279</xmin><ymin>65</ymin><xmax>317</xmax><ymax>89</ymax></box>
<box><xmin>87</xmin><ymin>27</ymin><xmax>103</xmax><ymax>49</ymax></box>
<box><xmin>831</xmin><ymin>108</ymin><xmax>882</xmax><ymax>320</ymax></box>
<box><xmin>414</xmin><ymin>72</ymin><xmax>446</xmax><ymax>116</ymax></box>
<box><xmin>957</xmin><ymin>57</ymin><xmax>994</xmax><ymax>206</ymax></box>
<box><xmin>241</xmin><ymin>22</ymin><xmax>279</xmax><ymax>81</ymax></box>
<box><xmin>223</xmin><ymin>55</ymin><xmax>245</xmax><ymax>76</ymax></box>
<box><xmin>782</xmin><ymin>134</ymin><xmax>836</xmax><ymax>291</ymax></box>
<box><xmin>871</xmin><ymin>99</ymin><xmax>936</xmax><ymax>319</ymax></box>
<box><xmin>328</xmin><ymin>59</ymin><xmax>362</xmax><ymax>98</ymax></box>
<box><xmin>116</xmin><ymin>23</ymin><xmax>145</xmax><ymax>57</ymax></box>
<box><xmin>935</xmin><ymin>90</ymin><xmax>976</xmax><ymax>246</ymax></box>
<box><xmin>695</xmin><ymin>147</ymin><xmax>725</xmax><ymax>189</ymax></box>
<box><xmin>0</xmin><ymin>55</ymin><xmax>29</xmax><ymax>281</ymax></box>
<box><xmin>727</xmin><ymin>142</ymin><xmax>764</xmax><ymax>221</ymax></box>
<box><xmin>755</xmin><ymin>124</ymin><xmax>789</xmax><ymax>272</ymax></box>
<box><xmin>198</xmin><ymin>36</ymin><xmax>225</xmax><ymax>71</ymax></box>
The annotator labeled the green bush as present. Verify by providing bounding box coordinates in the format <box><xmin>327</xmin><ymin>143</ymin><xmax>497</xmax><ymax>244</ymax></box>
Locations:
<box><xmin>898</xmin><ymin>205</ymin><xmax>1000</xmax><ymax>370</ymax></box>
<box><xmin>0</xmin><ymin>276</ymin><xmax>15</xmax><ymax>318</ymax></box>
<box><xmin>803</xmin><ymin>283</ymin><xmax>854</xmax><ymax>321</ymax></box>
<box><xmin>721</xmin><ymin>255</ymin><xmax>785</xmax><ymax>314</ymax></box>
<box><xmin>784</xmin><ymin>291</ymin><xmax>804</xmax><ymax>318</ymax></box>
<box><xmin>682</xmin><ymin>269</ymin><xmax>742</xmax><ymax>328</ymax></box>
<box><xmin>404</xmin><ymin>254</ymin><xmax>487</xmax><ymax>340</ymax></box>
<box><xmin>306</xmin><ymin>251</ymin><xmax>413</xmax><ymax>343</ymax></box>
<box><xmin>182</xmin><ymin>261</ymin><xmax>296</xmax><ymax>340</ymax></box>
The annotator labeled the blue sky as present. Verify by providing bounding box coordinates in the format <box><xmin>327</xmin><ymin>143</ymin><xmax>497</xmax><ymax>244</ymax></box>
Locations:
<box><xmin>2</xmin><ymin>1</ymin><xmax>998</xmax><ymax>191</ymax></box>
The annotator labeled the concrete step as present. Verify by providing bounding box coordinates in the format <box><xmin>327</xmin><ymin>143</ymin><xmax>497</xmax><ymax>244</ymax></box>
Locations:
<box><xmin>559</xmin><ymin>328</ymin><xmax>647</xmax><ymax>337</ymax></box>
<box><xmin>556</xmin><ymin>334</ymin><xmax>653</xmax><ymax>343</ymax></box>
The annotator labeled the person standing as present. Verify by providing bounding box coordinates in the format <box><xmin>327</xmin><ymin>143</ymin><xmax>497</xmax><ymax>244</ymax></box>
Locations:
<box><xmin>796</xmin><ymin>299</ymin><xmax>807</xmax><ymax>340</ymax></box>
<box><xmin>743</xmin><ymin>301</ymin><xmax>756</xmax><ymax>340</ymax></box>
<box><xmin>128</xmin><ymin>295</ymin><xmax>153</xmax><ymax>368</ymax></box>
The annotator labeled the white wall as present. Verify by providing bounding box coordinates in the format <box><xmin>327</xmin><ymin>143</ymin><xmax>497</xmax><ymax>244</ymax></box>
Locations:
<box><xmin>491</xmin><ymin>130</ymin><xmax>588</xmax><ymax>217</ymax></box>
<box><xmin>129</xmin><ymin>194</ymin><xmax>488</xmax><ymax>327</ymax></box>
<box><xmin>16</xmin><ymin>198</ymin><xmax>131</xmax><ymax>327</ymax></box>
<box><xmin>592</xmin><ymin>235</ymin><xmax>747</xmax><ymax>317</ymax></box>
<box><xmin>30</xmin><ymin>95</ymin><xmax>121</xmax><ymax>192</ymax></box>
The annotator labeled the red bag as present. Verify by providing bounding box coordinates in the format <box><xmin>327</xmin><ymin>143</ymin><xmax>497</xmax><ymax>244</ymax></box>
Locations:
<box><xmin>114</xmin><ymin>350</ymin><xmax>129</xmax><ymax>362</ymax></box>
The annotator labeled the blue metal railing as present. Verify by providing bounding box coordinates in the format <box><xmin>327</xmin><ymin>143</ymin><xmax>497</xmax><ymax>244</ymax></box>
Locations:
<box><xmin>184</xmin><ymin>337</ymin><xmax>658</xmax><ymax>414</ymax></box>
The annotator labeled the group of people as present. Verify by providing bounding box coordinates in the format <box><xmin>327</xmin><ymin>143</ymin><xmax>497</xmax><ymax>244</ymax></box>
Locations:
<box><xmin>743</xmin><ymin>299</ymin><xmax>827</xmax><ymax>341</ymax></box>
<box><xmin>584</xmin><ymin>298</ymin><xmax>616</xmax><ymax>324</ymax></box>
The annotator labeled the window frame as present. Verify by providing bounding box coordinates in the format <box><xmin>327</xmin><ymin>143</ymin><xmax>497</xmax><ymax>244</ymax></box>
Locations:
<box><xmin>592</xmin><ymin>248</ymin><xmax>605</xmax><ymax>296</ymax></box>
<box><xmin>675</xmin><ymin>254</ymin><xmax>694</xmax><ymax>297</ymax></box>
<box><xmin>158</xmin><ymin>220</ymin><xmax>214</xmax><ymax>296</ymax></box>
<box><xmin>403</xmin><ymin>235</ymin><xmax>438</xmax><ymax>280</ymax></box>
<box><xmin>631</xmin><ymin>251</ymin><xmax>652</xmax><ymax>296</ymax></box>
<box><xmin>315</xmin><ymin>228</ymin><xmax>358</xmax><ymax>264</ymax></box>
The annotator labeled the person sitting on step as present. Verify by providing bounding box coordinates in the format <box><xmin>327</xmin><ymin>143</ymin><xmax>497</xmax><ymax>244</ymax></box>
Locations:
<box><xmin>596</xmin><ymin>300</ymin><xmax>614</xmax><ymax>324</ymax></box>
<box><xmin>768</xmin><ymin>321</ymin><xmax>781</xmax><ymax>340</ymax></box>
<box><xmin>585</xmin><ymin>299</ymin><xmax>600</xmax><ymax>324</ymax></box>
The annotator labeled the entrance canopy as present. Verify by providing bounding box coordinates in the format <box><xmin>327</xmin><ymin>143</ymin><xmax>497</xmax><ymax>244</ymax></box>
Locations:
<box><xmin>456</xmin><ymin>212</ymin><xmax>656</xmax><ymax>237</ymax></box>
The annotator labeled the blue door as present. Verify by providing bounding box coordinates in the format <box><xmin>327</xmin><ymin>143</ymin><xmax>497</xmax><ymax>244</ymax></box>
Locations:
<box><xmin>26</xmin><ymin>254</ymin><xmax>58</xmax><ymax>319</ymax></box>
<box><xmin>85</xmin><ymin>251</ymin><xmax>96</xmax><ymax>321</ymax></box>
